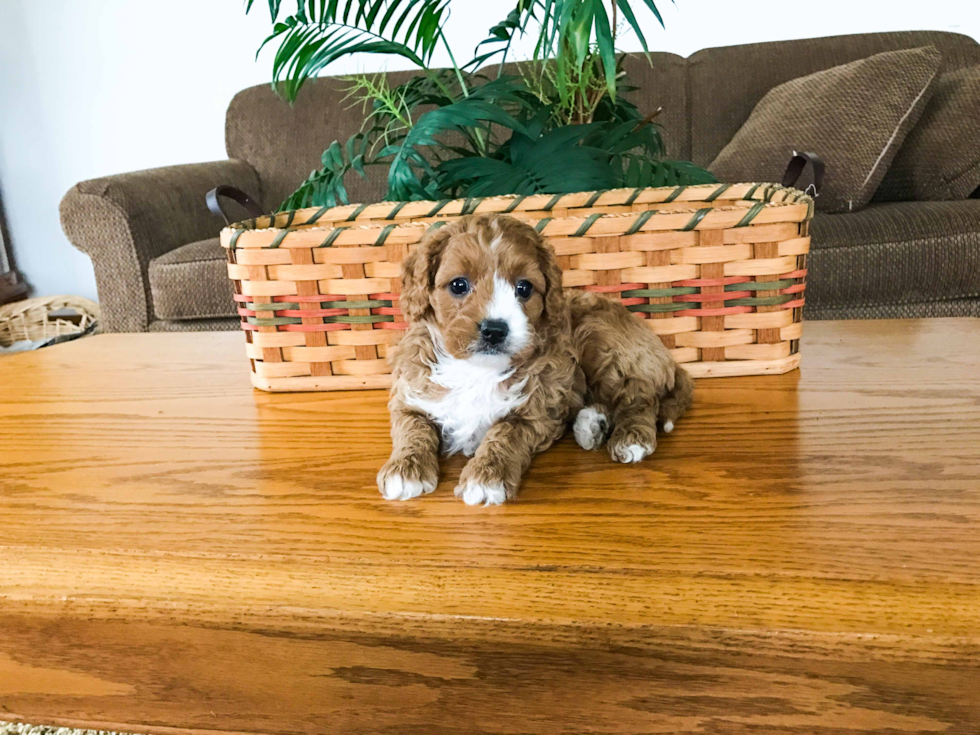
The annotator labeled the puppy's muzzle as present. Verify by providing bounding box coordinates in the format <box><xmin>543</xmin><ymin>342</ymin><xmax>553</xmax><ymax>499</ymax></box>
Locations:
<box><xmin>479</xmin><ymin>319</ymin><xmax>509</xmax><ymax>349</ymax></box>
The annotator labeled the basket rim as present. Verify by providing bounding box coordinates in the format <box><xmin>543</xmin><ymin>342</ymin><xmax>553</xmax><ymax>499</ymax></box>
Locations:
<box><xmin>225</xmin><ymin>200</ymin><xmax>804</xmax><ymax>237</ymax></box>
<box><xmin>223</xmin><ymin>183</ymin><xmax>813</xmax><ymax>243</ymax></box>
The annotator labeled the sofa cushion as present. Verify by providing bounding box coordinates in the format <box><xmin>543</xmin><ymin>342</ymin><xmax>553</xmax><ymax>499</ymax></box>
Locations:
<box><xmin>689</xmin><ymin>31</ymin><xmax>980</xmax><ymax>167</ymax></box>
<box><xmin>807</xmin><ymin>200</ymin><xmax>980</xmax><ymax>313</ymax></box>
<box><xmin>875</xmin><ymin>65</ymin><xmax>980</xmax><ymax>202</ymax></box>
<box><xmin>710</xmin><ymin>46</ymin><xmax>942</xmax><ymax>213</ymax></box>
<box><xmin>805</xmin><ymin>298</ymin><xmax>979</xmax><ymax>320</ymax></box>
<box><xmin>149</xmin><ymin>239</ymin><xmax>236</xmax><ymax>321</ymax></box>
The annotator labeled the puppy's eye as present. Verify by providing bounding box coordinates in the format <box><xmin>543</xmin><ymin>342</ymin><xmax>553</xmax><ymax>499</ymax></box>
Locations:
<box><xmin>448</xmin><ymin>277</ymin><xmax>470</xmax><ymax>296</ymax></box>
<box><xmin>515</xmin><ymin>280</ymin><xmax>534</xmax><ymax>299</ymax></box>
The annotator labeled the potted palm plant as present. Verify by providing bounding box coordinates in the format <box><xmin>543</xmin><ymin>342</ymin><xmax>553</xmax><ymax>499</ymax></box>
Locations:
<box><xmin>245</xmin><ymin>0</ymin><xmax>716</xmax><ymax>210</ymax></box>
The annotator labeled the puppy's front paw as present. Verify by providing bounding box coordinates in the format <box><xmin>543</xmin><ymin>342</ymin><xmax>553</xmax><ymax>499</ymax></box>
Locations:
<box><xmin>574</xmin><ymin>406</ymin><xmax>609</xmax><ymax>450</ymax></box>
<box><xmin>455</xmin><ymin>480</ymin><xmax>507</xmax><ymax>506</ymax></box>
<box><xmin>377</xmin><ymin>454</ymin><xmax>438</xmax><ymax>501</ymax></box>
<box><xmin>610</xmin><ymin>443</ymin><xmax>652</xmax><ymax>463</ymax></box>
<box><xmin>455</xmin><ymin>461</ymin><xmax>511</xmax><ymax>506</ymax></box>
<box><xmin>608</xmin><ymin>425</ymin><xmax>656</xmax><ymax>464</ymax></box>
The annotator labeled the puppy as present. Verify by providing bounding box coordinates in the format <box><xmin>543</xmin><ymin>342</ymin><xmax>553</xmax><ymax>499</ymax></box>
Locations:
<box><xmin>377</xmin><ymin>214</ymin><xmax>693</xmax><ymax>505</ymax></box>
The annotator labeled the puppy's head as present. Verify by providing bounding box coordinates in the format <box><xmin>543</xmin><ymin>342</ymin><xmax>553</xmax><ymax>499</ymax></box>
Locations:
<box><xmin>400</xmin><ymin>214</ymin><xmax>567</xmax><ymax>363</ymax></box>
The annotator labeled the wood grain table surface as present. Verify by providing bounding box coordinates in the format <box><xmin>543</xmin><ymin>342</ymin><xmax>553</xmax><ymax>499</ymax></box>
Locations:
<box><xmin>1</xmin><ymin>319</ymin><xmax>978</xmax><ymax>735</ymax></box>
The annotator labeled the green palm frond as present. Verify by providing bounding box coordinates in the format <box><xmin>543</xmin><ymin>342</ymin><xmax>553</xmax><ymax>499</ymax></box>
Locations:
<box><xmin>436</xmin><ymin>117</ymin><xmax>713</xmax><ymax>199</ymax></box>
<box><xmin>249</xmin><ymin>0</ymin><xmax>452</xmax><ymax>101</ymax></box>
<box><xmin>279</xmin><ymin>130</ymin><xmax>383</xmax><ymax>210</ymax></box>
<box><xmin>620</xmin><ymin>156</ymin><xmax>717</xmax><ymax>187</ymax></box>
<box><xmin>245</xmin><ymin>0</ymin><xmax>283</xmax><ymax>21</ymax></box>
<box><xmin>468</xmin><ymin>0</ymin><xmax>541</xmax><ymax>72</ymax></box>
<box><xmin>379</xmin><ymin>89</ymin><xmax>533</xmax><ymax>200</ymax></box>
<box><xmin>583</xmin><ymin>117</ymin><xmax>663</xmax><ymax>159</ymax></box>
<box><xmin>522</xmin><ymin>0</ymin><xmax>669</xmax><ymax>100</ymax></box>
<box><xmin>438</xmin><ymin>123</ymin><xmax>617</xmax><ymax>196</ymax></box>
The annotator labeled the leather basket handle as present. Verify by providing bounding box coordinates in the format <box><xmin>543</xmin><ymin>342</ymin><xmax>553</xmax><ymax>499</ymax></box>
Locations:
<box><xmin>781</xmin><ymin>151</ymin><xmax>825</xmax><ymax>197</ymax></box>
<box><xmin>206</xmin><ymin>186</ymin><xmax>263</xmax><ymax>225</ymax></box>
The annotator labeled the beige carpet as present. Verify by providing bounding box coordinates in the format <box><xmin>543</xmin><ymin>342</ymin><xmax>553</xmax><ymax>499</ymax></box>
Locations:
<box><xmin>1</xmin><ymin>723</ymin><xmax>138</xmax><ymax>735</ymax></box>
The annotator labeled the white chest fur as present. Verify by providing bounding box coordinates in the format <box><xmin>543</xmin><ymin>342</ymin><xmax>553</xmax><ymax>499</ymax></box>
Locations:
<box><xmin>404</xmin><ymin>349</ymin><xmax>529</xmax><ymax>457</ymax></box>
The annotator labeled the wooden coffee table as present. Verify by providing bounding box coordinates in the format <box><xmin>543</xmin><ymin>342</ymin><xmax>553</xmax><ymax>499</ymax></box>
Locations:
<box><xmin>2</xmin><ymin>319</ymin><xmax>979</xmax><ymax>734</ymax></box>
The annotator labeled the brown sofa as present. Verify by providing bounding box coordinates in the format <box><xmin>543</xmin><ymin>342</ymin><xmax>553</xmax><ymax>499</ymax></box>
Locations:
<box><xmin>61</xmin><ymin>31</ymin><xmax>980</xmax><ymax>333</ymax></box>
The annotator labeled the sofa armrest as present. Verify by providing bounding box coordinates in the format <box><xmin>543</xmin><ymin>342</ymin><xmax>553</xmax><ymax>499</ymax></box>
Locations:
<box><xmin>60</xmin><ymin>159</ymin><xmax>261</xmax><ymax>332</ymax></box>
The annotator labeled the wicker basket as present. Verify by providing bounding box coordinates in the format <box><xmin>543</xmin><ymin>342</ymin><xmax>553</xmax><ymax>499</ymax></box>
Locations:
<box><xmin>222</xmin><ymin>183</ymin><xmax>813</xmax><ymax>392</ymax></box>
<box><xmin>0</xmin><ymin>295</ymin><xmax>100</xmax><ymax>348</ymax></box>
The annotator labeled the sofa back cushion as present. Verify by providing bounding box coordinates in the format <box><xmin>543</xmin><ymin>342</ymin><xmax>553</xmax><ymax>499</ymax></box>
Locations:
<box><xmin>226</xmin><ymin>54</ymin><xmax>688</xmax><ymax>211</ymax></box>
<box><xmin>689</xmin><ymin>31</ymin><xmax>980</xmax><ymax>167</ymax></box>
<box><xmin>875</xmin><ymin>64</ymin><xmax>980</xmax><ymax>201</ymax></box>
<box><xmin>710</xmin><ymin>46</ymin><xmax>942</xmax><ymax>213</ymax></box>
<box><xmin>227</xmin><ymin>70</ymin><xmax>417</xmax><ymax>211</ymax></box>
<box><xmin>615</xmin><ymin>53</ymin><xmax>690</xmax><ymax>160</ymax></box>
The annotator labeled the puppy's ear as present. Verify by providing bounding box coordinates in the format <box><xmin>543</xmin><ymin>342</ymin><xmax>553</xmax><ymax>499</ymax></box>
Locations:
<box><xmin>399</xmin><ymin>224</ymin><xmax>452</xmax><ymax>322</ymax></box>
<box><xmin>535</xmin><ymin>234</ymin><xmax>570</xmax><ymax>336</ymax></box>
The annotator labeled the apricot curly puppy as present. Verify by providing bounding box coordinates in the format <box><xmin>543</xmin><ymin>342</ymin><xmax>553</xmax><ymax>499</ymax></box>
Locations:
<box><xmin>377</xmin><ymin>214</ymin><xmax>693</xmax><ymax>506</ymax></box>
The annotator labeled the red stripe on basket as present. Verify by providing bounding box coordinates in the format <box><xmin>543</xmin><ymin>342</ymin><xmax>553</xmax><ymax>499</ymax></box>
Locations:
<box><xmin>676</xmin><ymin>305</ymin><xmax>754</xmax><ymax>317</ymax></box>
<box><xmin>277</xmin><ymin>308</ymin><xmax>348</xmax><ymax>318</ymax></box>
<box><xmin>240</xmin><ymin>321</ymin><xmax>256</xmax><ymax>331</ymax></box>
<box><xmin>584</xmin><ymin>282</ymin><xmax>646</xmax><ymax>293</ymax></box>
<box><xmin>238</xmin><ymin>307</ymin><xmax>256</xmax><ymax>317</ymax></box>
<box><xmin>233</xmin><ymin>293</ymin><xmax>250</xmax><ymax>303</ymax></box>
<box><xmin>370</xmin><ymin>292</ymin><xmax>401</xmax><ymax>300</ymax></box>
<box><xmin>674</xmin><ymin>276</ymin><xmax>751</xmax><ymax>288</ymax></box>
<box><xmin>781</xmin><ymin>283</ymin><xmax>807</xmax><ymax>295</ymax></box>
<box><xmin>675</xmin><ymin>290</ymin><xmax>752</xmax><ymax>303</ymax></box>
<box><xmin>280</xmin><ymin>323</ymin><xmax>352</xmax><ymax>332</ymax></box>
<box><xmin>372</xmin><ymin>307</ymin><xmax>403</xmax><ymax>316</ymax></box>
<box><xmin>380</xmin><ymin>321</ymin><xmax>409</xmax><ymax>330</ymax></box>
<box><xmin>620</xmin><ymin>297</ymin><xmax>647</xmax><ymax>307</ymax></box>
<box><xmin>631</xmin><ymin>311</ymin><xmax>648</xmax><ymax>319</ymax></box>
<box><xmin>781</xmin><ymin>298</ymin><xmax>805</xmax><ymax>310</ymax></box>
<box><xmin>781</xmin><ymin>269</ymin><xmax>808</xmax><ymax>280</ymax></box>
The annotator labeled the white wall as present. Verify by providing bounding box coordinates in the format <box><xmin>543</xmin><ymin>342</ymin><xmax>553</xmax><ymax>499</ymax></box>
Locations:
<box><xmin>0</xmin><ymin>0</ymin><xmax>975</xmax><ymax>301</ymax></box>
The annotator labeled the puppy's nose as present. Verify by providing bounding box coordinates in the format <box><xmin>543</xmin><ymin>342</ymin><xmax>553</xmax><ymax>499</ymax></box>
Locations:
<box><xmin>480</xmin><ymin>319</ymin><xmax>509</xmax><ymax>345</ymax></box>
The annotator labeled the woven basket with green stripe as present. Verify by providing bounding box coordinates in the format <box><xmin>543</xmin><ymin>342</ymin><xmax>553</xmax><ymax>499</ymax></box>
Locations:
<box><xmin>222</xmin><ymin>183</ymin><xmax>813</xmax><ymax>392</ymax></box>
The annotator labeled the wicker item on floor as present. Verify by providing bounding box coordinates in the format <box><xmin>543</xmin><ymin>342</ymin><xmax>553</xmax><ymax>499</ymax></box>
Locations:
<box><xmin>222</xmin><ymin>184</ymin><xmax>813</xmax><ymax>392</ymax></box>
<box><xmin>0</xmin><ymin>295</ymin><xmax>101</xmax><ymax>348</ymax></box>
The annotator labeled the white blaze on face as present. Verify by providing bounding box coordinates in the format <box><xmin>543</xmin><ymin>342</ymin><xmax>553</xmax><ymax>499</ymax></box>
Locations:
<box><xmin>485</xmin><ymin>274</ymin><xmax>529</xmax><ymax>353</ymax></box>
